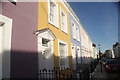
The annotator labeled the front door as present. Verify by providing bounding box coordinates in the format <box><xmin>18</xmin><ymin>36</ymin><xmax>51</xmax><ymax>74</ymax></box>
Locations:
<box><xmin>76</xmin><ymin>46</ymin><xmax>80</xmax><ymax>70</ymax></box>
<box><xmin>71</xmin><ymin>44</ymin><xmax>76</xmax><ymax>70</ymax></box>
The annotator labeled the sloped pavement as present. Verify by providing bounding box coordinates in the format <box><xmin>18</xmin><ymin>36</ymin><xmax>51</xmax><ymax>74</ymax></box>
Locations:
<box><xmin>91</xmin><ymin>62</ymin><xmax>120</xmax><ymax>80</ymax></box>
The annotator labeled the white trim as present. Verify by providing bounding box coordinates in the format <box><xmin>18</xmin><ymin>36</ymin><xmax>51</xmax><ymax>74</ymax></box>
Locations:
<box><xmin>60</xmin><ymin>0</ymin><xmax>80</xmax><ymax>26</ymax></box>
<box><xmin>71</xmin><ymin>20</ymin><xmax>80</xmax><ymax>42</ymax></box>
<box><xmin>0</xmin><ymin>25</ymin><xmax>3</xmax><ymax>80</ymax></box>
<box><xmin>36</xmin><ymin>28</ymin><xmax>56</xmax><ymax>40</ymax></box>
<box><xmin>48</xmin><ymin>0</ymin><xmax>93</xmax><ymax>44</ymax></box>
<box><xmin>1</xmin><ymin>0</ymin><xmax>17</xmax><ymax>2</ymax></box>
<box><xmin>47</xmin><ymin>0</ymin><xmax>80</xmax><ymax>30</ymax></box>
<box><xmin>48</xmin><ymin>0</ymin><xmax>59</xmax><ymax>28</ymax></box>
<box><xmin>60</xmin><ymin>0</ymin><xmax>93</xmax><ymax>43</ymax></box>
<box><xmin>71</xmin><ymin>43</ymin><xmax>76</xmax><ymax>58</ymax></box>
<box><xmin>12</xmin><ymin>0</ymin><xmax>17</xmax><ymax>2</ymax></box>
<box><xmin>77</xmin><ymin>46</ymin><xmax>81</xmax><ymax>63</ymax></box>
<box><xmin>58</xmin><ymin>39</ymin><xmax>69</xmax><ymax>68</ymax></box>
<box><xmin>76</xmin><ymin>27</ymin><xmax>80</xmax><ymax>42</ymax></box>
<box><xmin>60</xmin><ymin>7</ymin><xmax>68</xmax><ymax>34</ymax></box>
<box><xmin>0</xmin><ymin>14</ymin><xmax>13</xmax><ymax>79</ymax></box>
<box><xmin>71</xmin><ymin>43</ymin><xmax>77</xmax><ymax>70</ymax></box>
<box><xmin>71</xmin><ymin>20</ymin><xmax>76</xmax><ymax>40</ymax></box>
<box><xmin>37</xmin><ymin>30</ymin><xmax>55</xmax><ymax>70</ymax></box>
<box><xmin>9</xmin><ymin>0</ymin><xmax>17</xmax><ymax>2</ymax></box>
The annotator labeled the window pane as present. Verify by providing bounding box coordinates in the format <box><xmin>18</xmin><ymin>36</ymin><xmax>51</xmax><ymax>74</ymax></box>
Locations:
<box><xmin>50</xmin><ymin>1</ymin><xmax>55</xmax><ymax>23</ymax></box>
<box><xmin>59</xmin><ymin>43</ymin><xmax>67</xmax><ymax>67</ymax></box>
<box><xmin>61</xmin><ymin>12</ymin><xmax>65</xmax><ymax>30</ymax></box>
<box><xmin>72</xmin><ymin>22</ymin><xmax>76</xmax><ymax>39</ymax></box>
<box><xmin>42</xmin><ymin>38</ymin><xmax>50</xmax><ymax>47</ymax></box>
<box><xmin>60</xmin><ymin>58</ymin><xmax>65</xmax><ymax>66</ymax></box>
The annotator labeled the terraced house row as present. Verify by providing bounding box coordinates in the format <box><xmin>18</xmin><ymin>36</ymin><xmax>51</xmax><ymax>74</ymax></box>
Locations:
<box><xmin>0</xmin><ymin>0</ymin><xmax>98</xmax><ymax>79</ymax></box>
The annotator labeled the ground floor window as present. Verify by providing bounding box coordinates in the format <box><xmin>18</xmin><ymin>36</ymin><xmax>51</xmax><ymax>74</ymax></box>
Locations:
<box><xmin>42</xmin><ymin>38</ymin><xmax>50</xmax><ymax>47</ymax></box>
<box><xmin>58</xmin><ymin>40</ymin><xmax>68</xmax><ymax>68</ymax></box>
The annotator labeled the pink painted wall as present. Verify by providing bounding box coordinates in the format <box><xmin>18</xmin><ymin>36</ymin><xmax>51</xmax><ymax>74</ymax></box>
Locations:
<box><xmin>2</xmin><ymin>2</ymin><xmax>38</xmax><ymax>78</ymax></box>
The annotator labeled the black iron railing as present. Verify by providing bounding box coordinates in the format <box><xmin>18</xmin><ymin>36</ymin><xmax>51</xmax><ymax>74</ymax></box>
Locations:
<box><xmin>38</xmin><ymin>60</ymin><xmax>98</xmax><ymax>80</ymax></box>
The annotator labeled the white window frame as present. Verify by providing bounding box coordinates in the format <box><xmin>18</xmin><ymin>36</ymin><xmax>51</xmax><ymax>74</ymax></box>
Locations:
<box><xmin>71</xmin><ymin>43</ymin><xmax>77</xmax><ymax>70</ymax></box>
<box><xmin>71</xmin><ymin>20</ymin><xmax>80</xmax><ymax>41</ymax></box>
<box><xmin>71</xmin><ymin>20</ymin><xmax>76</xmax><ymax>39</ymax></box>
<box><xmin>71</xmin><ymin>44</ymin><xmax>76</xmax><ymax>59</ymax></box>
<box><xmin>58</xmin><ymin>40</ymin><xmax>69</xmax><ymax>68</ymax></box>
<box><xmin>9</xmin><ymin>0</ymin><xmax>17</xmax><ymax>2</ymax></box>
<box><xmin>37</xmin><ymin>30</ymin><xmax>55</xmax><ymax>70</ymax></box>
<box><xmin>48</xmin><ymin>0</ymin><xmax>59</xmax><ymax>28</ymax></box>
<box><xmin>77</xmin><ymin>46</ymin><xmax>81</xmax><ymax>63</ymax></box>
<box><xmin>1</xmin><ymin>0</ymin><xmax>17</xmax><ymax>2</ymax></box>
<box><xmin>42</xmin><ymin>38</ymin><xmax>50</xmax><ymax>47</ymax></box>
<box><xmin>76</xmin><ymin>27</ymin><xmax>80</xmax><ymax>41</ymax></box>
<box><xmin>60</xmin><ymin>7</ymin><xmax>68</xmax><ymax>34</ymax></box>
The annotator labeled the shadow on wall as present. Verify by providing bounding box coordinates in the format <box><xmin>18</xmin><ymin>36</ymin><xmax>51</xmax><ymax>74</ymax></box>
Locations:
<box><xmin>78</xmin><ymin>57</ymin><xmax>96</xmax><ymax>70</ymax></box>
<box><xmin>10</xmin><ymin>50</ymin><xmax>72</xmax><ymax>78</ymax></box>
<box><xmin>10</xmin><ymin>50</ymin><xmax>38</xmax><ymax>78</ymax></box>
<box><xmin>2</xmin><ymin>50</ymin><xmax>96</xmax><ymax>78</ymax></box>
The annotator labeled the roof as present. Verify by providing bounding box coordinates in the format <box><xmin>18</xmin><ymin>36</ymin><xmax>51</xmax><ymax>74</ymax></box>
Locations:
<box><xmin>36</xmin><ymin>28</ymin><xmax>56</xmax><ymax>40</ymax></box>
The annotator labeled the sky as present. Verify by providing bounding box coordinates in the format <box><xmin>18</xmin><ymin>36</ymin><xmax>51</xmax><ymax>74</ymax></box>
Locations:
<box><xmin>69</xmin><ymin>2</ymin><xmax>118</xmax><ymax>52</ymax></box>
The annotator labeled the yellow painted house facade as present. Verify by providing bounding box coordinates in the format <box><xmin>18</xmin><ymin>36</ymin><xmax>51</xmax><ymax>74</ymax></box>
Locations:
<box><xmin>37</xmin><ymin>0</ymin><xmax>72</xmax><ymax>70</ymax></box>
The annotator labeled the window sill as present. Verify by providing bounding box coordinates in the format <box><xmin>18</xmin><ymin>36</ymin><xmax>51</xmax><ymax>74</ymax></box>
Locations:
<box><xmin>42</xmin><ymin>44</ymin><xmax>48</xmax><ymax>47</ymax></box>
<box><xmin>61</xmin><ymin>29</ymin><xmax>68</xmax><ymax>35</ymax></box>
<box><xmin>73</xmin><ymin>37</ymin><xmax>80</xmax><ymax>42</ymax></box>
<box><xmin>49</xmin><ymin>21</ymin><xmax>59</xmax><ymax>29</ymax></box>
<box><xmin>77</xmin><ymin>40</ymin><xmax>80</xmax><ymax>42</ymax></box>
<box><xmin>73</xmin><ymin>37</ymin><xmax>77</xmax><ymax>40</ymax></box>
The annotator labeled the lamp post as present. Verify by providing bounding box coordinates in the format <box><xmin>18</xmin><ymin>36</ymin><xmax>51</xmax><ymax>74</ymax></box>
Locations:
<box><xmin>98</xmin><ymin>44</ymin><xmax>103</xmax><ymax>72</ymax></box>
<box><xmin>98</xmin><ymin>45</ymin><xmax>101</xmax><ymax>52</ymax></box>
<box><xmin>98</xmin><ymin>44</ymin><xmax>101</xmax><ymax>60</ymax></box>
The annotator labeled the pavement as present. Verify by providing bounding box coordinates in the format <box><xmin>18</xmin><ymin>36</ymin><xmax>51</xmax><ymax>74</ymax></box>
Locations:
<box><xmin>91</xmin><ymin>62</ymin><xmax>120</xmax><ymax>80</ymax></box>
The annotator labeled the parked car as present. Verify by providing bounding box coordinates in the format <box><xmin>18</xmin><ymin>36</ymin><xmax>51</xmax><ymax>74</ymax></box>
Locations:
<box><xmin>104</xmin><ymin>60</ymin><xmax>120</xmax><ymax>72</ymax></box>
<box><xmin>101</xmin><ymin>58</ymin><xmax>115</xmax><ymax>67</ymax></box>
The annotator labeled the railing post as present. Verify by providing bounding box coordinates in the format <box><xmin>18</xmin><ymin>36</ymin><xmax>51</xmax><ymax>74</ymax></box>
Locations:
<box><xmin>42</xmin><ymin>69</ymin><xmax>44</xmax><ymax>80</ymax></box>
<box><xmin>52</xmin><ymin>70</ymin><xmax>54</xmax><ymax>79</ymax></box>
<box><xmin>39</xmin><ymin>70</ymin><xmax>41</xmax><ymax>79</ymax></box>
<box><xmin>48</xmin><ymin>70</ymin><xmax>51</xmax><ymax>79</ymax></box>
<box><xmin>62</xmin><ymin>73</ymin><xmax>65</xmax><ymax>80</ymax></box>
<box><xmin>79</xmin><ymin>70</ymin><xmax>81</xmax><ymax>80</ymax></box>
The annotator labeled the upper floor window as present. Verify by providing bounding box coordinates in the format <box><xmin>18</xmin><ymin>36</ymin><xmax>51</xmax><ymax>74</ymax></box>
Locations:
<box><xmin>60</xmin><ymin>8</ymin><xmax>68</xmax><ymax>33</ymax></box>
<box><xmin>71</xmin><ymin>21</ymin><xmax>80</xmax><ymax>41</ymax></box>
<box><xmin>48</xmin><ymin>0</ymin><xmax>59</xmax><ymax>28</ymax></box>
<box><xmin>72</xmin><ymin>21</ymin><xmax>77</xmax><ymax>39</ymax></box>
<box><xmin>76</xmin><ymin>27</ymin><xmax>80</xmax><ymax>41</ymax></box>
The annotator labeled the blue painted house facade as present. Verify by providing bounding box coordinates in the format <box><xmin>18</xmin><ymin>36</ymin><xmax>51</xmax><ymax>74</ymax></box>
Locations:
<box><xmin>69</xmin><ymin>12</ymin><xmax>82</xmax><ymax>70</ymax></box>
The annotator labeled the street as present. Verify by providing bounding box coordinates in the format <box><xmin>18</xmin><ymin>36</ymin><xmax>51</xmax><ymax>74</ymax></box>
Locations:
<box><xmin>91</xmin><ymin>62</ymin><xmax>120</xmax><ymax>80</ymax></box>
